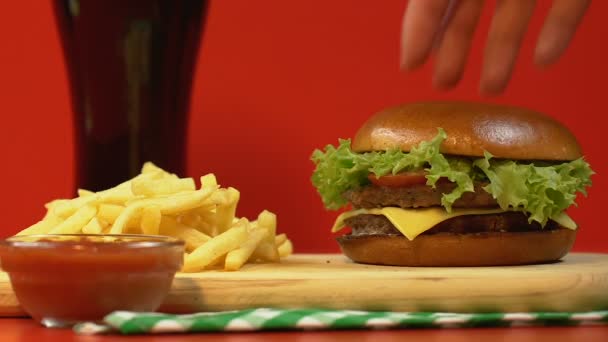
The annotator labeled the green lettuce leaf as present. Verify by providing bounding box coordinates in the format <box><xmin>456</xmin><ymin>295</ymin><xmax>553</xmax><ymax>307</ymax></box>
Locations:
<box><xmin>310</xmin><ymin>129</ymin><xmax>594</xmax><ymax>226</ymax></box>
<box><xmin>473</xmin><ymin>152</ymin><xmax>594</xmax><ymax>226</ymax></box>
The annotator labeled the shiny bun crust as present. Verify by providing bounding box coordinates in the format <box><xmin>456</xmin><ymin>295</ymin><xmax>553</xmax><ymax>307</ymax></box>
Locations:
<box><xmin>337</xmin><ymin>229</ymin><xmax>576</xmax><ymax>266</ymax></box>
<box><xmin>352</xmin><ymin>102</ymin><xmax>582</xmax><ymax>161</ymax></box>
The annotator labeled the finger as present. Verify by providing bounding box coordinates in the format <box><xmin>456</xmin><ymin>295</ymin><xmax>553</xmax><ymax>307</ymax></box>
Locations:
<box><xmin>430</xmin><ymin>0</ymin><xmax>460</xmax><ymax>51</ymax></box>
<box><xmin>433</xmin><ymin>0</ymin><xmax>484</xmax><ymax>89</ymax></box>
<box><xmin>400</xmin><ymin>0</ymin><xmax>451</xmax><ymax>70</ymax></box>
<box><xmin>480</xmin><ymin>0</ymin><xmax>536</xmax><ymax>95</ymax></box>
<box><xmin>534</xmin><ymin>0</ymin><xmax>590</xmax><ymax>66</ymax></box>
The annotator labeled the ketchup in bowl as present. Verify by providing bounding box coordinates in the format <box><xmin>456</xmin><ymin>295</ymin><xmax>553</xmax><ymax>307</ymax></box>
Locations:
<box><xmin>0</xmin><ymin>234</ymin><xmax>184</xmax><ymax>327</ymax></box>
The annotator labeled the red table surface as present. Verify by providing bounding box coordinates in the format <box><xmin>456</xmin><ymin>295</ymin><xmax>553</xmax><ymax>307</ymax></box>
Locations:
<box><xmin>0</xmin><ymin>319</ymin><xmax>606</xmax><ymax>342</ymax></box>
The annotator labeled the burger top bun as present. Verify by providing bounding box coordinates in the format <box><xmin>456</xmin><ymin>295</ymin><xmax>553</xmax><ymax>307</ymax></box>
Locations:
<box><xmin>352</xmin><ymin>102</ymin><xmax>582</xmax><ymax>161</ymax></box>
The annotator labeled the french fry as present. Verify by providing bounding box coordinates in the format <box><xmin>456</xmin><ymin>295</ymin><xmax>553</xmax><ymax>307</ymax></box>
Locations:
<box><xmin>159</xmin><ymin>216</ymin><xmax>211</xmax><ymax>252</ymax></box>
<box><xmin>179</xmin><ymin>212</ymin><xmax>215</xmax><ymax>235</ymax></box>
<box><xmin>16</xmin><ymin>215</ymin><xmax>63</xmax><ymax>236</ymax></box>
<box><xmin>97</xmin><ymin>187</ymin><xmax>135</xmax><ymax>205</ymax></box>
<box><xmin>200</xmin><ymin>174</ymin><xmax>218</xmax><ymax>188</ymax></box>
<box><xmin>131</xmin><ymin>177</ymin><xmax>196</xmax><ymax>197</ymax></box>
<box><xmin>214</xmin><ymin>188</ymin><xmax>239</xmax><ymax>233</ymax></box>
<box><xmin>49</xmin><ymin>204</ymin><xmax>97</xmax><ymax>234</ymax></box>
<box><xmin>109</xmin><ymin>204</ymin><xmax>144</xmax><ymax>234</ymax></box>
<box><xmin>206</xmin><ymin>190</ymin><xmax>227</xmax><ymax>206</ymax></box>
<box><xmin>44</xmin><ymin>199</ymin><xmax>69</xmax><ymax>211</ymax></box>
<box><xmin>278</xmin><ymin>239</ymin><xmax>293</xmax><ymax>258</ymax></box>
<box><xmin>207</xmin><ymin>255</ymin><xmax>226</xmax><ymax>268</ymax></box>
<box><xmin>178</xmin><ymin>212</ymin><xmax>202</xmax><ymax>227</ymax></box>
<box><xmin>101</xmin><ymin>224</ymin><xmax>112</xmax><ymax>234</ymax></box>
<box><xmin>131</xmin><ymin>187</ymin><xmax>217</xmax><ymax>216</ymax></box>
<box><xmin>82</xmin><ymin>217</ymin><xmax>104</xmax><ymax>234</ymax></box>
<box><xmin>43</xmin><ymin>204</ymin><xmax>63</xmax><ymax>220</ymax></box>
<box><xmin>108</xmin><ymin>163</ymin><xmax>165</xmax><ymax>192</ymax></box>
<box><xmin>140</xmin><ymin>205</ymin><xmax>161</xmax><ymax>235</ymax></box>
<box><xmin>275</xmin><ymin>233</ymin><xmax>287</xmax><ymax>247</ymax></box>
<box><xmin>179</xmin><ymin>209</ymin><xmax>217</xmax><ymax>233</ymax></box>
<box><xmin>78</xmin><ymin>189</ymin><xmax>95</xmax><ymax>197</ymax></box>
<box><xmin>141</xmin><ymin>161</ymin><xmax>167</xmax><ymax>175</ymax></box>
<box><xmin>252</xmin><ymin>210</ymin><xmax>279</xmax><ymax>262</ymax></box>
<box><xmin>97</xmin><ymin>204</ymin><xmax>125</xmax><ymax>224</ymax></box>
<box><xmin>51</xmin><ymin>196</ymin><xmax>98</xmax><ymax>218</ymax></box>
<box><xmin>194</xmin><ymin>220</ymin><xmax>215</xmax><ymax>236</ymax></box>
<box><xmin>225</xmin><ymin>227</ymin><xmax>267</xmax><ymax>271</ymax></box>
<box><xmin>182</xmin><ymin>221</ymin><xmax>248</xmax><ymax>272</ymax></box>
<box><xmin>114</xmin><ymin>169</ymin><xmax>163</xmax><ymax>190</ymax></box>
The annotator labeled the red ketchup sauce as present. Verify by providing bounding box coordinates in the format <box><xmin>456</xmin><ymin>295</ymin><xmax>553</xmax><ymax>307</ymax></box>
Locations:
<box><xmin>0</xmin><ymin>234</ymin><xmax>184</xmax><ymax>326</ymax></box>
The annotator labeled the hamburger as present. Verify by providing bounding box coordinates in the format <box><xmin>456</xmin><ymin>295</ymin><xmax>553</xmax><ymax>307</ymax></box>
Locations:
<box><xmin>311</xmin><ymin>102</ymin><xmax>594</xmax><ymax>266</ymax></box>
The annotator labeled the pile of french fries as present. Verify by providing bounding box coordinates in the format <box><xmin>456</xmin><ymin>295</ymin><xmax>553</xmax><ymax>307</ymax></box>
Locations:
<box><xmin>16</xmin><ymin>162</ymin><xmax>293</xmax><ymax>272</ymax></box>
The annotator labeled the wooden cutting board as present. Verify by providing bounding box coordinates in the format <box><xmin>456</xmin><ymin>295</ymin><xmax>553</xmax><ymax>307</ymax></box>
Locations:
<box><xmin>1</xmin><ymin>253</ymin><xmax>607</xmax><ymax>317</ymax></box>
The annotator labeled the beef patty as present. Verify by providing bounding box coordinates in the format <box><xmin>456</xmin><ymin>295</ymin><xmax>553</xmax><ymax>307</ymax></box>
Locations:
<box><xmin>343</xmin><ymin>182</ymin><xmax>497</xmax><ymax>209</ymax></box>
<box><xmin>344</xmin><ymin>212</ymin><xmax>560</xmax><ymax>236</ymax></box>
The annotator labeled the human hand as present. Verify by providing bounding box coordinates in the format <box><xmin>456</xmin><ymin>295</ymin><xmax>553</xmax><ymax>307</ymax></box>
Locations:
<box><xmin>400</xmin><ymin>0</ymin><xmax>590</xmax><ymax>95</ymax></box>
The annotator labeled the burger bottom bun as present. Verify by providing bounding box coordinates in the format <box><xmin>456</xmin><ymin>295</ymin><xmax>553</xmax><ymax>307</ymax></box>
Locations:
<box><xmin>337</xmin><ymin>229</ymin><xmax>576</xmax><ymax>267</ymax></box>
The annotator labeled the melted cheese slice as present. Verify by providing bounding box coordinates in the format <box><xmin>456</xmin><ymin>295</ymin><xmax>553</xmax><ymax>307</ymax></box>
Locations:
<box><xmin>331</xmin><ymin>207</ymin><xmax>577</xmax><ymax>241</ymax></box>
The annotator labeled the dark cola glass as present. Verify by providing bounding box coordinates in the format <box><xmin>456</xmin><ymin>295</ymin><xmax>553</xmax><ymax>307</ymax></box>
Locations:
<box><xmin>53</xmin><ymin>0</ymin><xmax>208</xmax><ymax>191</ymax></box>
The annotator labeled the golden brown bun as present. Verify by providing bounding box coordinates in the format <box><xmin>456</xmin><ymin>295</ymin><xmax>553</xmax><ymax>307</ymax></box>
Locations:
<box><xmin>352</xmin><ymin>102</ymin><xmax>582</xmax><ymax>161</ymax></box>
<box><xmin>337</xmin><ymin>229</ymin><xmax>576</xmax><ymax>266</ymax></box>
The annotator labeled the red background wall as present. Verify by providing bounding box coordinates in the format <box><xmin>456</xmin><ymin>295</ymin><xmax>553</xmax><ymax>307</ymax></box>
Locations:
<box><xmin>0</xmin><ymin>1</ymin><xmax>606</xmax><ymax>252</ymax></box>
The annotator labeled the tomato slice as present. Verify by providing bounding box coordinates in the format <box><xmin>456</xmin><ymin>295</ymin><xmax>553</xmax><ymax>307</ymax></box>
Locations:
<box><xmin>368</xmin><ymin>171</ymin><xmax>428</xmax><ymax>187</ymax></box>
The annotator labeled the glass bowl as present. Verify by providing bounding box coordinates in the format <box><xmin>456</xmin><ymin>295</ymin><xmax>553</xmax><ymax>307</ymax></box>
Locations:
<box><xmin>0</xmin><ymin>234</ymin><xmax>184</xmax><ymax>328</ymax></box>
